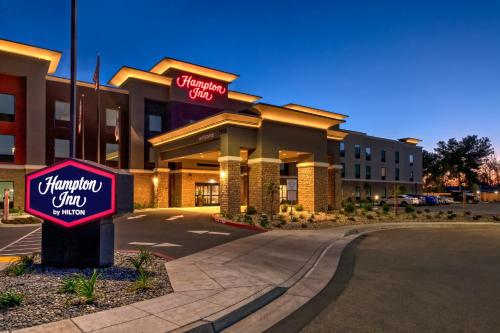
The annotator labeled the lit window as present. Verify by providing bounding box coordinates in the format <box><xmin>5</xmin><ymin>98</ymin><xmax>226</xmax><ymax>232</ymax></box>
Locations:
<box><xmin>54</xmin><ymin>139</ymin><xmax>70</xmax><ymax>159</ymax></box>
<box><xmin>355</xmin><ymin>164</ymin><xmax>361</xmax><ymax>179</ymax></box>
<box><xmin>55</xmin><ymin>101</ymin><xmax>70</xmax><ymax>121</ymax></box>
<box><xmin>381</xmin><ymin>167</ymin><xmax>386</xmax><ymax>180</ymax></box>
<box><xmin>354</xmin><ymin>145</ymin><xmax>361</xmax><ymax>159</ymax></box>
<box><xmin>0</xmin><ymin>135</ymin><xmax>15</xmax><ymax>162</ymax></box>
<box><xmin>0</xmin><ymin>93</ymin><xmax>15</xmax><ymax>122</ymax></box>
<box><xmin>409</xmin><ymin>154</ymin><xmax>414</xmax><ymax>166</ymax></box>
<box><xmin>365</xmin><ymin>147</ymin><xmax>372</xmax><ymax>161</ymax></box>
<box><xmin>340</xmin><ymin>142</ymin><xmax>345</xmax><ymax>157</ymax></box>
<box><xmin>149</xmin><ymin>115</ymin><xmax>162</xmax><ymax>132</ymax></box>
<box><xmin>0</xmin><ymin>181</ymin><xmax>14</xmax><ymax>210</ymax></box>
<box><xmin>106</xmin><ymin>109</ymin><xmax>119</xmax><ymax>127</ymax></box>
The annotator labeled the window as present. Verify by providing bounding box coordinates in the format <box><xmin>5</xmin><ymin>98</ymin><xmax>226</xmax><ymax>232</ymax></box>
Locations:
<box><xmin>0</xmin><ymin>93</ymin><xmax>15</xmax><ymax>122</ymax></box>
<box><xmin>54</xmin><ymin>101</ymin><xmax>70</xmax><ymax>121</ymax></box>
<box><xmin>366</xmin><ymin>165</ymin><xmax>371</xmax><ymax>179</ymax></box>
<box><xmin>395</xmin><ymin>167</ymin><xmax>400</xmax><ymax>181</ymax></box>
<box><xmin>365</xmin><ymin>184</ymin><xmax>372</xmax><ymax>197</ymax></box>
<box><xmin>381</xmin><ymin>167</ymin><xmax>386</xmax><ymax>180</ymax></box>
<box><xmin>355</xmin><ymin>185</ymin><xmax>361</xmax><ymax>199</ymax></box>
<box><xmin>105</xmin><ymin>143</ymin><xmax>119</xmax><ymax>167</ymax></box>
<box><xmin>365</xmin><ymin>147</ymin><xmax>371</xmax><ymax>161</ymax></box>
<box><xmin>381</xmin><ymin>149</ymin><xmax>386</xmax><ymax>162</ymax></box>
<box><xmin>106</xmin><ymin>109</ymin><xmax>119</xmax><ymax>127</ymax></box>
<box><xmin>54</xmin><ymin>139</ymin><xmax>70</xmax><ymax>159</ymax></box>
<box><xmin>355</xmin><ymin>164</ymin><xmax>361</xmax><ymax>179</ymax></box>
<box><xmin>410</xmin><ymin>171</ymin><xmax>414</xmax><ymax>182</ymax></box>
<box><xmin>341</xmin><ymin>163</ymin><xmax>345</xmax><ymax>178</ymax></box>
<box><xmin>0</xmin><ymin>181</ymin><xmax>14</xmax><ymax>210</ymax></box>
<box><xmin>354</xmin><ymin>145</ymin><xmax>361</xmax><ymax>159</ymax></box>
<box><xmin>340</xmin><ymin>142</ymin><xmax>345</xmax><ymax>157</ymax></box>
<box><xmin>149</xmin><ymin>115</ymin><xmax>162</xmax><ymax>132</ymax></box>
<box><xmin>0</xmin><ymin>135</ymin><xmax>14</xmax><ymax>163</ymax></box>
<box><xmin>395</xmin><ymin>151</ymin><xmax>400</xmax><ymax>164</ymax></box>
<box><xmin>409</xmin><ymin>154</ymin><xmax>414</xmax><ymax>166</ymax></box>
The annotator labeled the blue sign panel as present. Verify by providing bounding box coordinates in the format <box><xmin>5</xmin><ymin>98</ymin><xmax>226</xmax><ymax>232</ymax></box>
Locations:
<box><xmin>25</xmin><ymin>159</ymin><xmax>116</xmax><ymax>228</ymax></box>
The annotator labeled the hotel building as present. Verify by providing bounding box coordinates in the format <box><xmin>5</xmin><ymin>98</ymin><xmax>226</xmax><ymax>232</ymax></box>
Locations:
<box><xmin>0</xmin><ymin>38</ymin><xmax>422</xmax><ymax>214</ymax></box>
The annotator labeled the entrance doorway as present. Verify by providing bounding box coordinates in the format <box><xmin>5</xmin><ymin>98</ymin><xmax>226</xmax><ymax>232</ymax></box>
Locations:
<box><xmin>195</xmin><ymin>183</ymin><xmax>220</xmax><ymax>206</ymax></box>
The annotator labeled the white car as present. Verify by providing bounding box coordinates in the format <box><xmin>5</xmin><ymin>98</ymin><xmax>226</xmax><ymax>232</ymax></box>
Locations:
<box><xmin>379</xmin><ymin>195</ymin><xmax>420</xmax><ymax>206</ymax></box>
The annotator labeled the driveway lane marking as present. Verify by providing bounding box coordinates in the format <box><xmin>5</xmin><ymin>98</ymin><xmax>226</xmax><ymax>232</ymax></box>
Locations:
<box><xmin>127</xmin><ymin>214</ymin><xmax>147</xmax><ymax>220</ymax></box>
<box><xmin>153</xmin><ymin>243</ymin><xmax>182</xmax><ymax>247</ymax></box>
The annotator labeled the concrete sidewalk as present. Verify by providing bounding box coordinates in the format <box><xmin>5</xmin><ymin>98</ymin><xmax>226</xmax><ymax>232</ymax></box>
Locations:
<box><xmin>9</xmin><ymin>222</ymin><xmax>497</xmax><ymax>333</ymax></box>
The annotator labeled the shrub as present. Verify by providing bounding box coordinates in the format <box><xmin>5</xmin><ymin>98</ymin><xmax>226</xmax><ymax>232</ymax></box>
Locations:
<box><xmin>128</xmin><ymin>249</ymin><xmax>153</xmax><ymax>273</ymax></box>
<box><xmin>301</xmin><ymin>223</ymin><xmax>307</xmax><ymax>228</ymax></box>
<box><xmin>295</xmin><ymin>204</ymin><xmax>304</xmax><ymax>212</ymax></box>
<box><xmin>447</xmin><ymin>213</ymin><xmax>457</xmax><ymax>220</ymax></box>
<box><xmin>424</xmin><ymin>208</ymin><xmax>430</xmax><ymax>213</ymax></box>
<box><xmin>132</xmin><ymin>269</ymin><xmax>153</xmax><ymax>291</ymax></box>
<box><xmin>260</xmin><ymin>214</ymin><xmax>269</xmax><ymax>228</ymax></box>
<box><xmin>344</xmin><ymin>203</ymin><xmax>355</xmax><ymax>214</ymax></box>
<box><xmin>281</xmin><ymin>205</ymin><xmax>288</xmax><ymax>213</ymax></box>
<box><xmin>405</xmin><ymin>205</ymin><xmax>416</xmax><ymax>214</ymax></box>
<box><xmin>19</xmin><ymin>253</ymin><xmax>38</xmax><ymax>267</ymax></box>
<box><xmin>9</xmin><ymin>207</ymin><xmax>24</xmax><ymax>214</ymax></box>
<box><xmin>7</xmin><ymin>262</ymin><xmax>28</xmax><ymax>276</ymax></box>
<box><xmin>493</xmin><ymin>216</ymin><xmax>500</xmax><ymax>222</ymax></box>
<box><xmin>364</xmin><ymin>204</ymin><xmax>373</xmax><ymax>212</ymax></box>
<box><xmin>473</xmin><ymin>215</ymin><xmax>482</xmax><ymax>221</ymax></box>
<box><xmin>0</xmin><ymin>291</ymin><xmax>22</xmax><ymax>309</ymax></box>
<box><xmin>246</xmin><ymin>206</ymin><xmax>257</xmax><ymax>215</ymax></box>
<box><xmin>382</xmin><ymin>204</ymin><xmax>390</xmax><ymax>214</ymax></box>
<box><xmin>76</xmin><ymin>269</ymin><xmax>100</xmax><ymax>303</ymax></box>
<box><xmin>244</xmin><ymin>214</ymin><xmax>254</xmax><ymax>225</ymax></box>
<box><xmin>59</xmin><ymin>275</ymin><xmax>80</xmax><ymax>294</ymax></box>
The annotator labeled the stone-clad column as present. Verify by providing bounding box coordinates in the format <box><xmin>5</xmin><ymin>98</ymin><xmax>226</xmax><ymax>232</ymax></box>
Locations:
<box><xmin>153</xmin><ymin>168</ymin><xmax>169</xmax><ymax>208</ymax></box>
<box><xmin>328</xmin><ymin>164</ymin><xmax>343</xmax><ymax>210</ymax></box>
<box><xmin>297</xmin><ymin>162</ymin><xmax>329</xmax><ymax>212</ymax></box>
<box><xmin>219</xmin><ymin>156</ymin><xmax>242</xmax><ymax>215</ymax></box>
<box><xmin>248</xmin><ymin>158</ymin><xmax>281</xmax><ymax>214</ymax></box>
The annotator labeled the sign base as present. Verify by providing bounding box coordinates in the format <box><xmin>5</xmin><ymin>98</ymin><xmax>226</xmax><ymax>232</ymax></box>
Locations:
<box><xmin>41</xmin><ymin>218</ymin><xmax>114</xmax><ymax>268</ymax></box>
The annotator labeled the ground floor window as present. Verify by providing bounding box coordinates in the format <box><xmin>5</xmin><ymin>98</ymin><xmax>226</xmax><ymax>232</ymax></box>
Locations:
<box><xmin>105</xmin><ymin>143</ymin><xmax>119</xmax><ymax>167</ymax></box>
<box><xmin>195</xmin><ymin>183</ymin><xmax>219</xmax><ymax>206</ymax></box>
<box><xmin>54</xmin><ymin>138</ymin><xmax>70</xmax><ymax>162</ymax></box>
<box><xmin>0</xmin><ymin>181</ymin><xmax>14</xmax><ymax>210</ymax></box>
<box><xmin>0</xmin><ymin>134</ymin><xmax>15</xmax><ymax>163</ymax></box>
<box><xmin>280</xmin><ymin>184</ymin><xmax>287</xmax><ymax>203</ymax></box>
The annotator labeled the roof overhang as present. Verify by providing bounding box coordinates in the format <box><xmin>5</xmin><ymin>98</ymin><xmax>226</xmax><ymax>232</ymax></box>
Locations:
<box><xmin>327</xmin><ymin>129</ymin><xmax>349</xmax><ymax>141</ymax></box>
<box><xmin>227</xmin><ymin>91</ymin><xmax>261</xmax><ymax>103</ymax></box>
<box><xmin>398</xmin><ymin>137</ymin><xmax>422</xmax><ymax>145</ymax></box>
<box><xmin>109</xmin><ymin>66</ymin><xmax>173</xmax><ymax>87</ymax></box>
<box><xmin>149</xmin><ymin>112</ymin><xmax>261</xmax><ymax>147</ymax></box>
<box><xmin>283</xmin><ymin>103</ymin><xmax>348</xmax><ymax>121</ymax></box>
<box><xmin>255</xmin><ymin>104</ymin><xmax>345</xmax><ymax>130</ymax></box>
<box><xmin>150</xmin><ymin>57</ymin><xmax>238</xmax><ymax>83</ymax></box>
<box><xmin>0</xmin><ymin>39</ymin><xmax>62</xmax><ymax>74</ymax></box>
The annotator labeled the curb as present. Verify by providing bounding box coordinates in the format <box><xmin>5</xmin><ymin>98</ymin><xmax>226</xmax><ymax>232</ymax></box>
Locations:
<box><xmin>211</xmin><ymin>214</ymin><xmax>268</xmax><ymax>232</ymax></box>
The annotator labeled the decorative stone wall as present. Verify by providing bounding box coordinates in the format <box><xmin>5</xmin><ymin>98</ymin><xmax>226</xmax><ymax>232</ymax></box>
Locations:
<box><xmin>297</xmin><ymin>164</ymin><xmax>328</xmax><ymax>212</ymax></box>
<box><xmin>176</xmin><ymin>171</ymin><xmax>219</xmax><ymax>207</ymax></box>
<box><xmin>219</xmin><ymin>159</ymin><xmax>241</xmax><ymax>215</ymax></box>
<box><xmin>154</xmin><ymin>170</ymin><xmax>169</xmax><ymax>208</ymax></box>
<box><xmin>0</xmin><ymin>168</ymin><xmax>28</xmax><ymax>210</ymax></box>
<box><xmin>248</xmin><ymin>161</ymin><xmax>280</xmax><ymax>214</ymax></box>
<box><xmin>328</xmin><ymin>165</ymin><xmax>342</xmax><ymax>209</ymax></box>
<box><xmin>132</xmin><ymin>172</ymin><xmax>154</xmax><ymax>207</ymax></box>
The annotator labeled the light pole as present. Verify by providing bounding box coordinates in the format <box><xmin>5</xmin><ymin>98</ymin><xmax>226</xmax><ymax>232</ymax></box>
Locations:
<box><xmin>69</xmin><ymin>0</ymin><xmax>77</xmax><ymax>158</ymax></box>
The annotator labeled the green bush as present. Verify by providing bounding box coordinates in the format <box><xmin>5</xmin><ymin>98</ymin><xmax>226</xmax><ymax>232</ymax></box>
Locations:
<box><xmin>382</xmin><ymin>204</ymin><xmax>390</xmax><ymax>214</ymax></box>
<box><xmin>76</xmin><ymin>269</ymin><xmax>100</xmax><ymax>303</ymax></box>
<box><xmin>405</xmin><ymin>205</ymin><xmax>416</xmax><ymax>214</ymax></box>
<box><xmin>364</xmin><ymin>204</ymin><xmax>373</xmax><ymax>212</ymax></box>
<box><xmin>244</xmin><ymin>214</ymin><xmax>254</xmax><ymax>225</ymax></box>
<box><xmin>128</xmin><ymin>249</ymin><xmax>153</xmax><ymax>273</ymax></box>
<box><xmin>281</xmin><ymin>205</ymin><xmax>288</xmax><ymax>213</ymax></box>
<box><xmin>259</xmin><ymin>214</ymin><xmax>269</xmax><ymax>228</ymax></box>
<box><xmin>473</xmin><ymin>215</ymin><xmax>482</xmax><ymax>221</ymax></box>
<box><xmin>0</xmin><ymin>291</ymin><xmax>22</xmax><ymax>309</ymax></box>
<box><xmin>132</xmin><ymin>269</ymin><xmax>153</xmax><ymax>291</ymax></box>
<box><xmin>344</xmin><ymin>203</ymin><xmax>355</xmax><ymax>214</ymax></box>
<box><xmin>447</xmin><ymin>213</ymin><xmax>457</xmax><ymax>220</ymax></box>
<box><xmin>9</xmin><ymin>207</ymin><xmax>24</xmax><ymax>214</ymax></box>
<box><xmin>7</xmin><ymin>262</ymin><xmax>28</xmax><ymax>276</ymax></box>
<box><xmin>246</xmin><ymin>206</ymin><xmax>257</xmax><ymax>215</ymax></box>
<box><xmin>295</xmin><ymin>204</ymin><xmax>304</xmax><ymax>212</ymax></box>
<box><xmin>59</xmin><ymin>275</ymin><xmax>81</xmax><ymax>294</ymax></box>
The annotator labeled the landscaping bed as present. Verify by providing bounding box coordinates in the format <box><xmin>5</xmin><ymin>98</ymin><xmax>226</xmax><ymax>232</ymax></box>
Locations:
<box><xmin>0</xmin><ymin>251</ymin><xmax>172</xmax><ymax>331</ymax></box>
<box><xmin>1</xmin><ymin>216</ymin><xmax>42</xmax><ymax>225</ymax></box>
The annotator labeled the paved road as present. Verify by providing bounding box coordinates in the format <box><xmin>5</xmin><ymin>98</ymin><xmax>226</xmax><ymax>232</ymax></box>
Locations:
<box><xmin>271</xmin><ymin>226</ymin><xmax>500</xmax><ymax>333</ymax></box>
<box><xmin>0</xmin><ymin>209</ymin><xmax>258</xmax><ymax>259</ymax></box>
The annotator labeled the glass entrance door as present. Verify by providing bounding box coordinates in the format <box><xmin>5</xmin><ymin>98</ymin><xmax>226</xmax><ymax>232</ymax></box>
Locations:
<box><xmin>195</xmin><ymin>183</ymin><xmax>220</xmax><ymax>206</ymax></box>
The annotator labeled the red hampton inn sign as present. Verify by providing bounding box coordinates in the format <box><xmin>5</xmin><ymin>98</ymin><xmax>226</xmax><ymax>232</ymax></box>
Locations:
<box><xmin>171</xmin><ymin>73</ymin><xmax>228</xmax><ymax>108</ymax></box>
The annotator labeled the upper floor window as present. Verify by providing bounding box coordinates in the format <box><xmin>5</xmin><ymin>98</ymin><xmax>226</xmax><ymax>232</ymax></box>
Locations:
<box><xmin>395</xmin><ymin>151</ymin><xmax>400</xmax><ymax>164</ymax></box>
<box><xmin>355</xmin><ymin>164</ymin><xmax>361</xmax><ymax>179</ymax></box>
<box><xmin>365</xmin><ymin>147</ymin><xmax>372</xmax><ymax>161</ymax></box>
<box><xmin>106</xmin><ymin>109</ymin><xmax>119</xmax><ymax>127</ymax></box>
<box><xmin>410</xmin><ymin>170</ymin><xmax>414</xmax><ymax>182</ymax></box>
<box><xmin>366</xmin><ymin>165</ymin><xmax>371</xmax><ymax>179</ymax></box>
<box><xmin>54</xmin><ymin>101</ymin><xmax>70</xmax><ymax>122</ymax></box>
<box><xmin>354</xmin><ymin>145</ymin><xmax>361</xmax><ymax>159</ymax></box>
<box><xmin>341</xmin><ymin>163</ymin><xmax>345</xmax><ymax>178</ymax></box>
<box><xmin>381</xmin><ymin>167</ymin><xmax>386</xmax><ymax>180</ymax></box>
<box><xmin>0</xmin><ymin>93</ymin><xmax>15</xmax><ymax>122</ymax></box>
<box><xmin>149</xmin><ymin>115</ymin><xmax>162</xmax><ymax>132</ymax></box>
<box><xmin>0</xmin><ymin>134</ymin><xmax>15</xmax><ymax>163</ymax></box>
<box><xmin>409</xmin><ymin>154</ymin><xmax>414</xmax><ymax>166</ymax></box>
<box><xmin>340</xmin><ymin>142</ymin><xmax>345</xmax><ymax>157</ymax></box>
<box><xmin>54</xmin><ymin>138</ymin><xmax>70</xmax><ymax>160</ymax></box>
<box><xmin>395</xmin><ymin>167</ymin><xmax>400</xmax><ymax>181</ymax></box>
<box><xmin>381</xmin><ymin>149</ymin><xmax>386</xmax><ymax>162</ymax></box>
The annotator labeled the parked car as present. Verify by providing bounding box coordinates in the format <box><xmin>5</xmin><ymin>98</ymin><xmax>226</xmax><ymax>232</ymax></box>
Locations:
<box><xmin>423</xmin><ymin>195</ymin><xmax>440</xmax><ymax>205</ymax></box>
<box><xmin>379</xmin><ymin>195</ymin><xmax>420</xmax><ymax>207</ymax></box>
<box><xmin>450</xmin><ymin>191</ymin><xmax>480</xmax><ymax>204</ymax></box>
<box><xmin>407</xmin><ymin>194</ymin><xmax>426</xmax><ymax>206</ymax></box>
<box><xmin>436</xmin><ymin>196</ymin><xmax>450</xmax><ymax>205</ymax></box>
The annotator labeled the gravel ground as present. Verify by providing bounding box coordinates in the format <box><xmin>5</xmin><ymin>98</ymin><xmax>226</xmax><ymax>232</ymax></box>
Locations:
<box><xmin>0</xmin><ymin>252</ymin><xmax>172</xmax><ymax>331</ymax></box>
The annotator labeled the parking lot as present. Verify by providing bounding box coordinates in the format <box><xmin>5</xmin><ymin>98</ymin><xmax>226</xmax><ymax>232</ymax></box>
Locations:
<box><xmin>420</xmin><ymin>201</ymin><xmax>500</xmax><ymax>216</ymax></box>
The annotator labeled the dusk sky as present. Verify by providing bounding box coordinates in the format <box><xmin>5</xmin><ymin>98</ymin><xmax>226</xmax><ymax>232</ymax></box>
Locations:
<box><xmin>1</xmin><ymin>0</ymin><xmax>499</xmax><ymax>153</ymax></box>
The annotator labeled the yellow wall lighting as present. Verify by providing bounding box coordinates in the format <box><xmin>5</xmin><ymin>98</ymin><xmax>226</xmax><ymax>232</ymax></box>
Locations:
<box><xmin>0</xmin><ymin>39</ymin><xmax>62</xmax><ymax>74</ymax></box>
<box><xmin>399</xmin><ymin>137</ymin><xmax>422</xmax><ymax>145</ymax></box>
<box><xmin>150</xmin><ymin>58</ymin><xmax>239</xmax><ymax>83</ymax></box>
<box><xmin>228</xmin><ymin>91</ymin><xmax>262</xmax><ymax>103</ymax></box>
<box><xmin>327</xmin><ymin>129</ymin><xmax>349</xmax><ymax>141</ymax></box>
<box><xmin>149</xmin><ymin>113</ymin><xmax>261</xmax><ymax>146</ymax></box>
<box><xmin>283</xmin><ymin>103</ymin><xmax>348</xmax><ymax>121</ymax></box>
<box><xmin>109</xmin><ymin>67</ymin><xmax>173</xmax><ymax>87</ymax></box>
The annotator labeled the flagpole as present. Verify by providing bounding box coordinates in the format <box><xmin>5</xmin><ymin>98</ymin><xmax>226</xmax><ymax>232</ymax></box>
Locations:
<box><xmin>70</xmin><ymin>0</ymin><xmax>77</xmax><ymax>158</ymax></box>
<box><xmin>96</xmin><ymin>54</ymin><xmax>101</xmax><ymax>164</ymax></box>
<box><xmin>81</xmin><ymin>93</ymin><xmax>85</xmax><ymax>159</ymax></box>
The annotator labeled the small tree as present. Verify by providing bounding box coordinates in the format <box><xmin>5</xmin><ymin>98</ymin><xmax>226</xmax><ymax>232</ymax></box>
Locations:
<box><xmin>266</xmin><ymin>182</ymin><xmax>280</xmax><ymax>220</ymax></box>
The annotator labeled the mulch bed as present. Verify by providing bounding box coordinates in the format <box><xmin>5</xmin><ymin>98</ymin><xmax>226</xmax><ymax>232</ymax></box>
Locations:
<box><xmin>0</xmin><ymin>251</ymin><xmax>172</xmax><ymax>331</ymax></box>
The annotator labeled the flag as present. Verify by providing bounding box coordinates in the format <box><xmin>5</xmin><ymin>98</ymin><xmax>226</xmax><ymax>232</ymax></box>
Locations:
<box><xmin>77</xmin><ymin>94</ymin><xmax>83</xmax><ymax>134</ymax></box>
<box><xmin>114</xmin><ymin>111</ymin><xmax>120</xmax><ymax>142</ymax></box>
<box><xmin>93</xmin><ymin>54</ymin><xmax>100</xmax><ymax>91</ymax></box>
